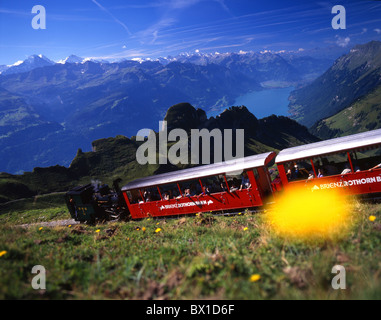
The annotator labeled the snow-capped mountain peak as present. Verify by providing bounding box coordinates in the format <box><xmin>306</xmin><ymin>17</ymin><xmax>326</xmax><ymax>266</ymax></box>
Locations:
<box><xmin>7</xmin><ymin>60</ymin><xmax>24</xmax><ymax>67</ymax></box>
<box><xmin>26</xmin><ymin>54</ymin><xmax>54</xmax><ymax>64</ymax></box>
<box><xmin>57</xmin><ymin>55</ymin><xmax>84</xmax><ymax>64</ymax></box>
<box><xmin>1</xmin><ymin>54</ymin><xmax>54</xmax><ymax>75</ymax></box>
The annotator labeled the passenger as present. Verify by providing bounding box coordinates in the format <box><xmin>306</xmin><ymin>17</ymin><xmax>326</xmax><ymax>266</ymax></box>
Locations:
<box><xmin>163</xmin><ymin>192</ymin><xmax>170</xmax><ymax>200</ymax></box>
<box><xmin>230</xmin><ymin>183</ymin><xmax>238</xmax><ymax>192</ymax></box>
<box><xmin>286</xmin><ymin>169</ymin><xmax>292</xmax><ymax>181</ymax></box>
<box><xmin>308</xmin><ymin>172</ymin><xmax>315</xmax><ymax>180</ymax></box>
<box><xmin>220</xmin><ymin>182</ymin><xmax>227</xmax><ymax>192</ymax></box>
<box><xmin>341</xmin><ymin>165</ymin><xmax>352</xmax><ymax>175</ymax></box>
<box><xmin>290</xmin><ymin>164</ymin><xmax>300</xmax><ymax>180</ymax></box>
<box><xmin>369</xmin><ymin>163</ymin><xmax>381</xmax><ymax>171</ymax></box>
<box><xmin>240</xmin><ymin>172</ymin><xmax>251</xmax><ymax>190</ymax></box>
<box><xmin>199</xmin><ymin>185</ymin><xmax>211</xmax><ymax>196</ymax></box>
<box><xmin>317</xmin><ymin>169</ymin><xmax>324</xmax><ymax>178</ymax></box>
<box><xmin>143</xmin><ymin>190</ymin><xmax>152</xmax><ymax>202</ymax></box>
<box><xmin>184</xmin><ymin>188</ymin><xmax>191</xmax><ymax>197</ymax></box>
<box><xmin>173</xmin><ymin>187</ymin><xmax>182</xmax><ymax>199</ymax></box>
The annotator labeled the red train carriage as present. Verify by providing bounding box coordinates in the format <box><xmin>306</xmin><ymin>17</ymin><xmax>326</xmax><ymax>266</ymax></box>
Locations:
<box><xmin>121</xmin><ymin>152</ymin><xmax>277</xmax><ymax>219</ymax></box>
<box><xmin>66</xmin><ymin>128</ymin><xmax>381</xmax><ymax>222</ymax></box>
<box><xmin>275</xmin><ymin>128</ymin><xmax>381</xmax><ymax>196</ymax></box>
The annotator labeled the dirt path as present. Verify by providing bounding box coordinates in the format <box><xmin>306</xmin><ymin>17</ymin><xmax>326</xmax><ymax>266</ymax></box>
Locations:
<box><xmin>18</xmin><ymin>219</ymin><xmax>80</xmax><ymax>229</ymax></box>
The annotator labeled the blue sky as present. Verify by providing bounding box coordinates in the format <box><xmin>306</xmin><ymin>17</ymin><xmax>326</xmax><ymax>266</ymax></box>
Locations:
<box><xmin>0</xmin><ymin>0</ymin><xmax>380</xmax><ymax>65</ymax></box>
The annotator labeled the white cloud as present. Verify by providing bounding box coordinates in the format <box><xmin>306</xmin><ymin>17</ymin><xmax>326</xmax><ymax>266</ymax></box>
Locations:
<box><xmin>91</xmin><ymin>0</ymin><xmax>131</xmax><ymax>35</ymax></box>
<box><xmin>336</xmin><ymin>36</ymin><xmax>350</xmax><ymax>48</ymax></box>
<box><xmin>169</xmin><ymin>0</ymin><xmax>203</xmax><ymax>10</ymax></box>
<box><xmin>375</xmin><ymin>28</ymin><xmax>381</xmax><ymax>34</ymax></box>
<box><xmin>133</xmin><ymin>17</ymin><xmax>177</xmax><ymax>45</ymax></box>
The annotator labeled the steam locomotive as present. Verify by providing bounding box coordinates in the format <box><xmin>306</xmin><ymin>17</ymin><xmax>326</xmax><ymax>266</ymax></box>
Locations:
<box><xmin>65</xmin><ymin>178</ymin><xmax>129</xmax><ymax>223</ymax></box>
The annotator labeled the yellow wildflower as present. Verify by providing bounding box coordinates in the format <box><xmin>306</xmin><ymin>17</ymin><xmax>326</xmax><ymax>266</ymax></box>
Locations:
<box><xmin>95</xmin><ymin>229</ymin><xmax>100</xmax><ymax>233</ymax></box>
<box><xmin>0</xmin><ymin>251</ymin><xmax>7</xmax><ymax>258</ymax></box>
<box><xmin>369</xmin><ymin>215</ymin><xmax>376</xmax><ymax>222</ymax></box>
<box><xmin>155</xmin><ymin>228</ymin><xmax>162</xmax><ymax>233</ymax></box>
<box><xmin>250</xmin><ymin>274</ymin><xmax>261</xmax><ymax>282</ymax></box>
<box><xmin>142</xmin><ymin>227</ymin><xmax>146</xmax><ymax>232</ymax></box>
<box><xmin>243</xmin><ymin>227</ymin><xmax>248</xmax><ymax>231</ymax></box>
<box><xmin>39</xmin><ymin>227</ymin><xmax>43</xmax><ymax>231</ymax></box>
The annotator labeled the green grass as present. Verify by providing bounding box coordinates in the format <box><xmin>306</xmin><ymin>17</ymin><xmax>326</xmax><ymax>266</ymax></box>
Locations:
<box><xmin>0</xmin><ymin>200</ymin><xmax>381</xmax><ymax>300</ymax></box>
<box><xmin>312</xmin><ymin>85</ymin><xmax>381</xmax><ymax>139</ymax></box>
<box><xmin>0</xmin><ymin>193</ymin><xmax>67</xmax><ymax>225</ymax></box>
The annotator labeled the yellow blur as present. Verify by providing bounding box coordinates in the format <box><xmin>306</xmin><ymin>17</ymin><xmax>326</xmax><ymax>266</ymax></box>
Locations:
<box><xmin>266</xmin><ymin>185</ymin><xmax>353</xmax><ymax>242</ymax></box>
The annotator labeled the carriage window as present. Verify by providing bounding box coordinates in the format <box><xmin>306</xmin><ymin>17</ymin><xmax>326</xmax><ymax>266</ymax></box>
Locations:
<box><xmin>225</xmin><ymin>170</ymin><xmax>246</xmax><ymax>192</ymax></box>
<box><xmin>200</xmin><ymin>175</ymin><xmax>227</xmax><ymax>194</ymax></box>
<box><xmin>158</xmin><ymin>183</ymin><xmax>181</xmax><ymax>200</ymax></box>
<box><xmin>351</xmin><ymin>146</ymin><xmax>381</xmax><ymax>172</ymax></box>
<box><xmin>178</xmin><ymin>179</ymin><xmax>203</xmax><ymax>197</ymax></box>
<box><xmin>312</xmin><ymin>152</ymin><xmax>351</xmax><ymax>178</ymax></box>
<box><xmin>128</xmin><ymin>190</ymin><xmax>143</xmax><ymax>204</ymax></box>
<box><xmin>140</xmin><ymin>187</ymin><xmax>161</xmax><ymax>202</ymax></box>
<box><xmin>284</xmin><ymin>160</ymin><xmax>313</xmax><ymax>182</ymax></box>
<box><xmin>126</xmin><ymin>191</ymin><xmax>133</xmax><ymax>203</ymax></box>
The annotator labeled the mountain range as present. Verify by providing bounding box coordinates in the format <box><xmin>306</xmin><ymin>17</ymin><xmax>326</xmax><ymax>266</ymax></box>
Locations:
<box><xmin>0</xmin><ymin>49</ymin><xmax>333</xmax><ymax>174</ymax></box>
<box><xmin>1</xmin><ymin>41</ymin><xmax>380</xmax><ymax>175</ymax></box>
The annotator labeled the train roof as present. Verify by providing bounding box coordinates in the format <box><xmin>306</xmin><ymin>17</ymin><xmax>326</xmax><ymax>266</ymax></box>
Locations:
<box><xmin>276</xmin><ymin>128</ymin><xmax>381</xmax><ymax>164</ymax></box>
<box><xmin>122</xmin><ymin>151</ymin><xmax>276</xmax><ymax>191</ymax></box>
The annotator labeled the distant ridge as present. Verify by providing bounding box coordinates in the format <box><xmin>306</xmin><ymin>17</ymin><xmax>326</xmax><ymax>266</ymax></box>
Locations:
<box><xmin>0</xmin><ymin>102</ymin><xmax>318</xmax><ymax>203</ymax></box>
<box><xmin>288</xmin><ymin>41</ymin><xmax>381</xmax><ymax>128</ymax></box>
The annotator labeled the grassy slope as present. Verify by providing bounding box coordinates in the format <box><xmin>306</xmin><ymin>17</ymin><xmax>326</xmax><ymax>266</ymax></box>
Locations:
<box><xmin>311</xmin><ymin>85</ymin><xmax>381</xmax><ymax>139</ymax></box>
<box><xmin>0</xmin><ymin>135</ymin><xmax>162</xmax><ymax>203</ymax></box>
<box><xmin>1</xmin><ymin>199</ymin><xmax>380</xmax><ymax>300</ymax></box>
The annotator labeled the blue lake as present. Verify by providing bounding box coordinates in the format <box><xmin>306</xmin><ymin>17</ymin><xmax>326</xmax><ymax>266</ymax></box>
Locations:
<box><xmin>208</xmin><ymin>87</ymin><xmax>294</xmax><ymax>119</ymax></box>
